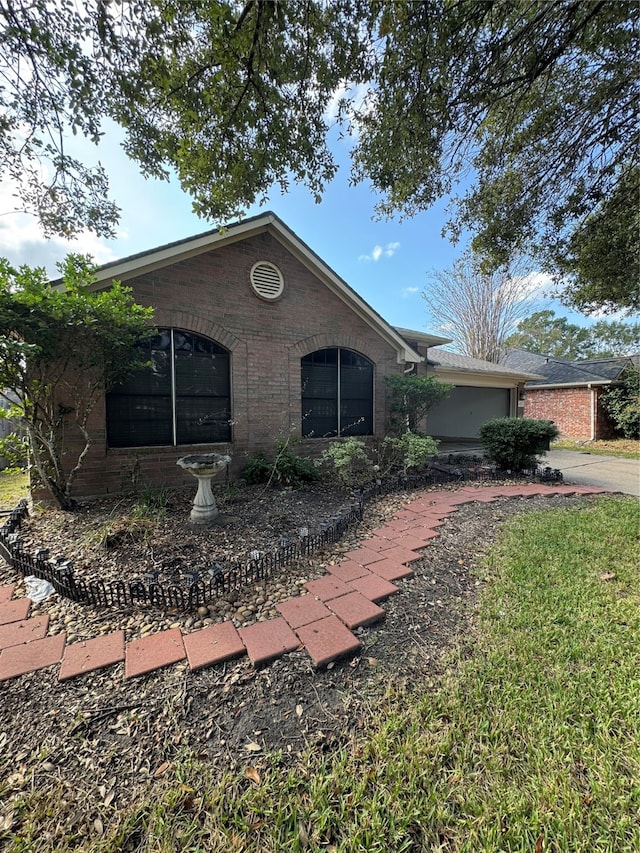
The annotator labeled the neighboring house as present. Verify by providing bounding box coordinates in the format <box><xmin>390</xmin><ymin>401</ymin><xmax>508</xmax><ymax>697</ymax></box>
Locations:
<box><xmin>395</xmin><ymin>330</ymin><xmax>541</xmax><ymax>441</ymax></box>
<box><xmin>502</xmin><ymin>348</ymin><xmax>640</xmax><ymax>440</ymax></box>
<box><xmin>46</xmin><ymin>213</ymin><xmax>536</xmax><ymax>500</ymax></box>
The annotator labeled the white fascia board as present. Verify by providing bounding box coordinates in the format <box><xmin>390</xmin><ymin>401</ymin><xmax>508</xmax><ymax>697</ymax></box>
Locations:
<box><xmin>430</xmin><ymin>367</ymin><xmax>533</xmax><ymax>388</ymax></box>
<box><xmin>89</xmin><ymin>216</ymin><xmax>273</xmax><ymax>287</ymax></box>
<box><xmin>394</xmin><ymin>326</ymin><xmax>453</xmax><ymax>347</ymax></box>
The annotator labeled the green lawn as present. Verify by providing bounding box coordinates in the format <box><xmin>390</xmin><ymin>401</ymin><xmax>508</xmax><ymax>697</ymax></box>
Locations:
<box><xmin>5</xmin><ymin>496</ymin><xmax>639</xmax><ymax>852</ymax></box>
<box><xmin>0</xmin><ymin>469</ymin><xmax>28</xmax><ymax>507</ymax></box>
<box><xmin>552</xmin><ymin>438</ymin><xmax>640</xmax><ymax>459</ymax></box>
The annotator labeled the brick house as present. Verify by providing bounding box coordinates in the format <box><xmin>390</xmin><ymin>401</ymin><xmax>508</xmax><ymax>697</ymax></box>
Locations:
<box><xmin>502</xmin><ymin>348</ymin><xmax>639</xmax><ymax>440</ymax></box>
<box><xmin>48</xmin><ymin>213</ymin><xmax>535</xmax><ymax>500</ymax></box>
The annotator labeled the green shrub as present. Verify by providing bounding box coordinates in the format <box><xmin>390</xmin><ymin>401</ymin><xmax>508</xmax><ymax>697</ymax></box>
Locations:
<box><xmin>383</xmin><ymin>431</ymin><xmax>439</xmax><ymax>475</ymax></box>
<box><xmin>318</xmin><ymin>437</ymin><xmax>372</xmax><ymax>489</ymax></box>
<box><xmin>480</xmin><ymin>417</ymin><xmax>559</xmax><ymax>472</ymax></box>
<box><xmin>0</xmin><ymin>431</ymin><xmax>29</xmax><ymax>469</ymax></box>
<box><xmin>385</xmin><ymin>374</ymin><xmax>453</xmax><ymax>434</ymax></box>
<box><xmin>132</xmin><ymin>484</ymin><xmax>173</xmax><ymax>521</ymax></box>
<box><xmin>241</xmin><ymin>442</ymin><xmax>318</xmax><ymax>488</ymax></box>
<box><xmin>601</xmin><ymin>366</ymin><xmax>640</xmax><ymax>438</ymax></box>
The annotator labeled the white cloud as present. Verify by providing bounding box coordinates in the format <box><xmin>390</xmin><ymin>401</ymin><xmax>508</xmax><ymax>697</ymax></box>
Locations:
<box><xmin>0</xmin><ymin>186</ymin><xmax>118</xmax><ymax>276</ymax></box>
<box><xmin>358</xmin><ymin>241</ymin><xmax>400</xmax><ymax>262</ymax></box>
<box><xmin>402</xmin><ymin>286</ymin><xmax>419</xmax><ymax>298</ymax></box>
<box><xmin>511</xmin><ymin>270</ymin><xmax>554</xmax><ymax>301</ymax></box>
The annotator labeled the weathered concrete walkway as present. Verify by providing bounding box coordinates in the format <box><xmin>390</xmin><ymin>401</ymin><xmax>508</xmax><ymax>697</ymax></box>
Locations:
<box><xmin>0</xmin><ymin>484</ymin><xmax>611</xmax><ymax>683</ymax></box>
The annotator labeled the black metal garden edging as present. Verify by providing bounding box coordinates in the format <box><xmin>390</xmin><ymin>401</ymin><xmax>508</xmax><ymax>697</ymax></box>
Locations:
<box><xmin>0</xmin><ymin>462</ymin><xmax>562</xmax><ymax>613</ymax></box>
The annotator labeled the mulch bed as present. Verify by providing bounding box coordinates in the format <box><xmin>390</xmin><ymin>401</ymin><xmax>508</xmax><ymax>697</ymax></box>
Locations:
<box><xmin>0</xmin><ymin>482</ymin><xmax>600</xmax><ymax>847</ymax></box>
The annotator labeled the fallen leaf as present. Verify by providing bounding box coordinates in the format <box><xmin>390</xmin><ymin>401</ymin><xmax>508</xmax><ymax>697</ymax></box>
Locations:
<box><xmin>103</xmin><ymin>789</ymin><xmax>115</xmax><ymax>807</ymax></box>
<box><xmin>296</xmin><ymin>704</ymin><xmax>303</xmax><ymax>717</ymax></box>
<box><xmin>367</xmin><ymin>657</ymin><xmax>378</xmax><ymax>667</ymax></box>
<box><xmin>154</xmin><ymin>761</ymin><xmax>170</xmax><ymax>777</ymax></box>
<box><xmin>93</xmin><ymin>818</ymin><xmax>104</xmax><ymax>835</ymax></box>
<box><xmin>599</xmin><ymin>572</ymin><xmax>617</xmax><ymax>581</ymax></box>
<box><xmin>535</xmin><ymin>833</ymin><xmax>544</xmax><ymax>853</ymax></box>
<box><xmin>245</xmin><ymin>766</ymin><xmax>261</xmax><ymax>785</ymax></box>
<box><xmin>244</xmin><ymin>741</ymin><xmax>261</xmax><ymax>752</ymax></box>
<box><xmin>298</xmin><ymin>821</ymin><xmax>310</xmax><ymax>847</ymax></box>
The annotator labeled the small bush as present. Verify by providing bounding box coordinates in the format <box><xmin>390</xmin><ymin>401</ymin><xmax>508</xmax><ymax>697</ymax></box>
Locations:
<box><xmin>383</xmin><ymin>431</ymin><xmax>439</xmax><ymax>475</ymax></box>
<box><xmin>480</xmin><ymin>417</ymin><xmax>559</xmax><ymax>472</ymax></box>
<box><xmin>601</xmin><ymin>367</ymin><xmax>640</xmax><ymax>439</ymax></box>
<box><xmin>132</xmin><ymin>484</ymin><xmax>172</xmax><ymax>521</ymax></box>
<box><xmin>318</xmin><ymin>437</ymin><xmax>372</xmax><ymax>489</ymax></box>
<box><xmin>385</xmin><ymin>374</ymin><xmax>453</xmax><ymax>434</ymax></box>
<box><xmin>241</xmin><ymin>442</ymin><xmax>318</xmax><ymax>488</ymax></box>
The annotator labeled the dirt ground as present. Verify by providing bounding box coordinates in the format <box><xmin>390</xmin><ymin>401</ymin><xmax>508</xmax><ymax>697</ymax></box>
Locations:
<box><xmin>0</xmin><ymin>486</ymin><xmax>597</xmax><ymax>847</ymax></box>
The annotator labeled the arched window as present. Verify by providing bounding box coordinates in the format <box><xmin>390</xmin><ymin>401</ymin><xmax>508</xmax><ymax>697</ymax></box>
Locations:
<box><xmin>301</xmin><ymin>348</ymin><xmax>373</xmax><ymax>438</ymax></box>
<box><xmin>106</xmin><ymin>329</ymin><xmax>231</xmax><ymax>447</ymax></box>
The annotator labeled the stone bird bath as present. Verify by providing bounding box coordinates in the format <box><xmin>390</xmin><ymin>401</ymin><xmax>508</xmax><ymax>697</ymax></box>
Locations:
<box><xmin>177</xmin><ymin>453</ymin><xmax>231</xmax><ymax>523</ymax></box>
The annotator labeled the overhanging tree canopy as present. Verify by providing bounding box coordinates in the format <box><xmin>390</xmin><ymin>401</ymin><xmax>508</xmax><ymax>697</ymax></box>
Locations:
<box><xmin>0</xmin><ymin>257</ymin><xmax>155</xmax><ymax>508</ymax></box>
<box><xmin>2</xmin><ymin>0</ymin><xmax>638</xmax><ymax>311</ymax></box>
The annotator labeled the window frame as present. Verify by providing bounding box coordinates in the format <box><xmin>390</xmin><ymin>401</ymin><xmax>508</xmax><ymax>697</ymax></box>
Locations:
<box><xmin>106</xmin><ymin>328</ymin><xmax>232</xmax><ymax>448</ymax></box>
<box><xmin>301</xmin><ymin>347</ymin><xmax>374</xmax><ymax>438</ymax></box>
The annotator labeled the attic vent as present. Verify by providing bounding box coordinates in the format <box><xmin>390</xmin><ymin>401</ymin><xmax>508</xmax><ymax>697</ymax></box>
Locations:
<box><xmin>250</xmin><ymin>262</ymin><xmax>284</xmax><ymax>301</ymax></box>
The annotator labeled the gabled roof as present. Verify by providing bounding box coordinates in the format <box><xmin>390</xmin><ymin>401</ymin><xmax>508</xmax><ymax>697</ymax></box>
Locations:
<box><xmin>426</xmin><ymin>348</ymin><xmax>542</xmax><ymax>381</ymax></box>
<box><xmin>82</xmin><ymin>211</ymin><xmax>423</xmax><ymax>365</ymax></box>
<box><xmin>502</xmin><ymin>348</ymin><xmax>639</xmax><ymax>387</ymax></box>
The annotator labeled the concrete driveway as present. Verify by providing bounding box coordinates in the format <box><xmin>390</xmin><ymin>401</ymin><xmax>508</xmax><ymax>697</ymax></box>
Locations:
<box><xmin>544</xmin><ymin>450</ymin><xmax>640</xmax><ymax>498</ymax></box>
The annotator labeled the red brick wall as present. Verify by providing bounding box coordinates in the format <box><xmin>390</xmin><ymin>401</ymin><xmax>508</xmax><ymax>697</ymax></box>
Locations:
<box><xmin>523</xmin><ymin>385</ymin><xmax>615</xmax><ymax>440</ymax></box>
<box><xmin>53</xmin><ymin>232</ymin><xmax>404</xmax><ymax>499</ymax></box>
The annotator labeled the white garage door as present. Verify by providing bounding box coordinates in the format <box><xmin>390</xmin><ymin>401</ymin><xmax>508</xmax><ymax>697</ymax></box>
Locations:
<box><xmin>427</xmin><ymin>386</ymin><xmax>511</xmax><ymax>439</ymax></box>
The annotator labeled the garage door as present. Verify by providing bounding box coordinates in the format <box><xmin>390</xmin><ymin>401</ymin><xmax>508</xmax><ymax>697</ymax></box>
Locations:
<box><xmin>426</xmin><ymin>386</ymin><xmax>511</xmax><ymax>439</ymax></box>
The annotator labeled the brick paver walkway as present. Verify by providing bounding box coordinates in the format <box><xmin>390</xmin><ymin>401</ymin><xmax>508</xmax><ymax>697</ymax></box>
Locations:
<box><xmin>0</xmin><ymin>484</ymin><xmax>611</xmax><ymax>683</ymax></box>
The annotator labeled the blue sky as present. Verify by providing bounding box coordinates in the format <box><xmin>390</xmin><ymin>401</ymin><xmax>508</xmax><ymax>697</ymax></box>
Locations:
<box><xmin>0</xmin><ymin>120</ymin><xmax>595</xmax><ymax>338</ymax></box>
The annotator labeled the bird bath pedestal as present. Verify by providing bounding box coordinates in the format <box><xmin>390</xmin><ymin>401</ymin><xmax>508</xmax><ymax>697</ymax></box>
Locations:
<box><xmin>177</xmin><ymin>453</ymin><xmax>231</xmax><ymax>523</ymax></box>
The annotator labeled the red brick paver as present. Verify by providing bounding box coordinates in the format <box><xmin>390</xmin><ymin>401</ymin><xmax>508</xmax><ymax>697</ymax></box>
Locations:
<box><xmin>296</xmin><ymin>615</ymin><xmax>361</xmax><ymax>668</ymax></box>
<box><xmin>326</xmin><ymin>560</ymin><xmax>371</xmax><ymax>583</ymax></box>
<box><xmin>276</xmin><ymin>595</ymin><xmax>332</xmax><ymax>629</ymax></box>
<box><xmin>0</xmin><ymin>615</ymin><xmax>49</xmax><ymax>650</ymax></box>
<box><xmin>347</xmin><ymin>574</ymin><xmax>398</xmax><ymax>603</ymax></box>
<box><xmin>344</xmin><ymin>547</ymin><xmax>387</xmax><ymax>567</ymax></box>
<box><xmin>367</xmin><ymin>557</ymin><xmax>415</xmax><ymax>582</ymax></box>
<box><xmin>375</xmin><ymin>546</ymin><xmax>423</xmax><ymax>566</ymax></box>
<box><xmin>59</xmin><ymin>631</ymin><xmax>126</xmax><ymax>681</ymax></box>
<box><xmin>385</xmin><ymin>533</ymin><xmax>433</xmax><ymax>551</ymax></box>
<box><xmin>360</xmin><ymin>536</ymin><xmax>396</xmax><ymax>552</ymax></box>
<box><xmin>125</xmin><ymin>628</ymin><xmax>186</xmax><ymax>679</ymax></box>
<box><xmin>0</xmin><ymin>583</ymin><xmax>16</xmax><ymax>604</ymax></box>
<box><xmin>0</xmin><ymin>598</ymin><xmax>31</xmax><ymax>625</ymax></box>
<box><xmin>183</xmin><ymin>621</ymin><xmax>246</xmax><ymax>672</ymax></box>
<box><xmin>304</xmin><ymin>575</ymin><xmax>353</xmax><ymax>601</ymax></box>
<box><xmin>239</xmin><ymin>617</ymin><xmax>300</xmax><ymax>666</ymax></box>
<box><xmin>326</xmin><ymin>591</ymin><xmax>385</xmax><ymax>629</ymax></box>
<box><xmin>0</xmin><ymin>632</ymin><xmax>66</xmax><ymax>681</ymax></box>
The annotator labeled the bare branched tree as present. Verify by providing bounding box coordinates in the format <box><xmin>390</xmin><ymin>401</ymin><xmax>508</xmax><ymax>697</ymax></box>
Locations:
<box><xmin>422</xmin><ymin>252</ymin><xmax>536</xmax><ymax>363</ymax></box>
